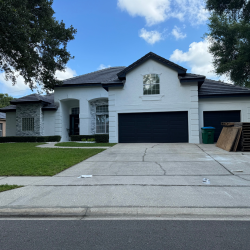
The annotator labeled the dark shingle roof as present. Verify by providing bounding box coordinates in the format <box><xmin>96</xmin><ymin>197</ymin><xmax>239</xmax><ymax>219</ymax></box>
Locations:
<box><xmin>0</xmin><ymin>105</ymin><xmax>16</xmax><ymax>112</ymax></box>
<box><xmin>0</xmin><ymin>94</ymin><xmax>57</xmax><ymax>112</ymax></box>
<box><xmin>0</xmin><ymin>112</ymin><xmax>6</xmax><ymax>119</ymax></box>
<box><xmin>180</xmin><ymin>73</ymin><xmax>206</xmax><ymax>80</ymax></box>
<box><xmin>199</xmin><ymin>79</ymin><xmax>250</xmax><ymax>97</ymax></box>
<box><xmin>61</xmin><ymin>67</ymin><xmax>126</xmax><ymax>86</ymax></box>
<box><xmin>117</xmin><ymin>52</ymin><xmax>187</xmax><ymax>79</ymax></box>
<box><xmin>10</xmin><ymin>93</ymin><xmax>53</xmax><ymax>104</ymax></box>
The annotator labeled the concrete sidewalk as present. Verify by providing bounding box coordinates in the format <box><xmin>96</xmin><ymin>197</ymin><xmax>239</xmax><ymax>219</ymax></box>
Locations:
<box><xmin>1</xmin><ymin>143</ymin><xmax>250</xmax><ymax>218</ymax></box>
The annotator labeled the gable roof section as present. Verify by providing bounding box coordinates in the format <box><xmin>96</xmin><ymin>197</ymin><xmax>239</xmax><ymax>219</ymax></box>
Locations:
<box><xmin>0</xmin><ymin>94</ymin><xmax>57</xmax><ymax>112</ymax></box>
<box><xmin>0</xmin><ymin>112</ymin><xmax>6</xmax><ymax>119</ymax></box>
<box><xmin>179</xmin><ymin>73</ymin><xmax>206</xmax><ymax>88</ymax></box>
<box><xmin>199</xmin><ymin>79</ymin><xmax>250</xmax><ymax>98</ymax></box>
<box><xmin>60</xmin><ymin>67</ymin><xmax>126</xmax><ymax>87</ymax></box>
<box><xmin>10</xmin><ymin>93</ymin><xmax>52</xmax><ymax>104</ymax></box>
<box><xmin>117</xmin><ymin>52</ymin><xmax>187</xmax><ymax>80</ymax></box>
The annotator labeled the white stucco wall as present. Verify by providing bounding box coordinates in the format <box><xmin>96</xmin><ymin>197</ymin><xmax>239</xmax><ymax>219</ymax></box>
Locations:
<box><xmin>198</xmin><ymin>97</ymin><xmax>250</xmax><ymax>143</ymax></box>
<box><xmin>108</xmin><ymin>59</ymin><xmax>200</xmax><ymax>143</ymax></box>
<box><xmin>6</xmin><ymin>112</ymin><xmax>16</xmax><ymax>136</ymax></box>
<box><xmin>43</xmin><ymin>111</ymin><xmax>56</xmax><ymax>136</ymax></box>
<box><xmin>54</xmin><ymin>86</ymin><xmax>108</xmax><ymax>141</ymax></box>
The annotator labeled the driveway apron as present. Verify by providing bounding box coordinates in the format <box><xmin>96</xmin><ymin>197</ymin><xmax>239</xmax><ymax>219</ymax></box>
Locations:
<box><xmin>1</xmin><ymin>143</ymin><xmax>250</xmax><ymax>211</ymax></box>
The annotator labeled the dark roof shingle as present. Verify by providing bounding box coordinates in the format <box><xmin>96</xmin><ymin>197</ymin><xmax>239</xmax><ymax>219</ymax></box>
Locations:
<box><xmin>61</xmin><ymin>67</ymin><xmax>126</xmax><ymax>86</ymax></box>
<box><xmin>199</xmin><ymin>79</ymin><xmax>250</xmax><ymax>97</ymax></box>
<box><xmin>0</xmin><ymin>94</ymin><xmax>57</xmax><ymax>112</ymax></box>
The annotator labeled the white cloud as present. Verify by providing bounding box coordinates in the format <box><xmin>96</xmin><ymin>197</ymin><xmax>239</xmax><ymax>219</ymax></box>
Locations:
<box><xmin>118</xmin><ymin>0</ymin><xmax>170</xmax><ymax>26</ymax></box>
<box><xmin>0</xmin><ymin>72</ymin><xmax>31</xmax><ymax>97</ymax></box>
<box><xmin>171</xmin><ymin>26</ymin><xmax>186</xmax><ymax>40</ymax></box>
<box><xmin>98</xmin><ymin>64</ymin><xmax>111</xmax><ymax>70</ymax></box>
<box><xmin>55</xmin><ymin>67</ymin><xmax>77</xmax><ymax>80</ymax></box>
<box><xmin>0</xmin><ymin>67</ymin><xmax>77</xmax><ymax>97</ymax></box>
<box><xmin>117</xmin><ymin>0</ymin><xmax>209</xmax><ymax>26</ymax></box>
<box><xmin>170</xmin><ymin>39</ymin><xmax>231</xmax><ymax>82</ymax></box>
<box><xmin>139</xmin><ymin>28</ymin><xmax>164</xmax><ymax>44</ymax></box>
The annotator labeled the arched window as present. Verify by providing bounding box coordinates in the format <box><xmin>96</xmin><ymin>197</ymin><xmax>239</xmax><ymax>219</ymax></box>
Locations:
<box><xmin>143</xmin><ymin>74</ymin><xmax>160</xmax><ymax>95</ymax></box>
<box><xmin>96</xmin><ymin>105</ymin><xmax>109</xmax><ymax>134</ymax></box>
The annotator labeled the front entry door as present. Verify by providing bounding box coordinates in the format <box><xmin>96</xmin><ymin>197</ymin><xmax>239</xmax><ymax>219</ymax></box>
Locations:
<box><xmin>70</xmin><ymin>114</ymin><xmax>79</xmax><ymax>135</ymax></box>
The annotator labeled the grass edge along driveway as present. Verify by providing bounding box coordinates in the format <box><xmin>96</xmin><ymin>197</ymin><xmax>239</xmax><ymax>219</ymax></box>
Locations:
<box><xmin>0</xmin><ymin>185</ymin><xmax>23</xmax><ymax>193</ymax></box>
<box><xmin>0</xmin><ymin>143</ymin><xmax>105</xmax><ymax>176</ymax></box>
<box><xmin>55</xmin><ymin>142</ymin><xmax>117</xmax><ymax>147</ymax></box>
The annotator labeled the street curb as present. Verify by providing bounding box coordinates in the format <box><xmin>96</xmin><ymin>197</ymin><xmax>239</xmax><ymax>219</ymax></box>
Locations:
<box><xmin>1</xmin><ymin>207</ymin><xmax>250</xmax><ymax>219</ymax></box>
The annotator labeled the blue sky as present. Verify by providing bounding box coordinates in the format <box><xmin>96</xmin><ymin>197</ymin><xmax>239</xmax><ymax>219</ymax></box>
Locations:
<box><xmin>1</xmin><ymin>0</ymin><xmax>223</xmax><ymax>98</ymax></box>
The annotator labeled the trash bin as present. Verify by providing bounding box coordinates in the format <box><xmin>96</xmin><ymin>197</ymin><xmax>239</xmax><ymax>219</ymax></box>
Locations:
<box><xmin>201</xmin><ymin>127</ymin><xmax>215</xmax><ymax>144</ymax></box>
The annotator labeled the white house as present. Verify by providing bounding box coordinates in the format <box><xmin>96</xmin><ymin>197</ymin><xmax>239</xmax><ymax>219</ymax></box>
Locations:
<box><xmin>1</xmin><ymin>52</ymin><xmax>250</xmax><ymax>143</ymax></box>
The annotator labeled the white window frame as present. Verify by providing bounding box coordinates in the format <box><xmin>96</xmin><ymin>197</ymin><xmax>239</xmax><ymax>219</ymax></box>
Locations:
<box><xmin>96</xmin><ymin>105</ymin><xmax>109</xmax><ymax>134</ymax></box>
<box><xmin>143</xmin><ymin>73</ymin><xmax>160</xmax><ymax>95</ymax></box>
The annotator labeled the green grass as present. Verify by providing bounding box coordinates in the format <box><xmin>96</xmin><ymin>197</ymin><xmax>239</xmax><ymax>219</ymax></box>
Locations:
<box><xmin>55</xmin><ymin>142</ymin><xmax>117</xmax><ymax>147</ymax></box>
<box><xmin>0</xmin><ymin>185</ymin><xmax>22</xmax><ymax>193</ymax></box>
<box><xmin>0</xmin><ymin>143</ymin><xmax>105</xmax><ymax>176</ymax></box>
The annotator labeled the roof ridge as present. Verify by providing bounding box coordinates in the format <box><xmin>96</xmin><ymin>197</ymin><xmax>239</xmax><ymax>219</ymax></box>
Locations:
<box><xmin>63</xmin><ymin>67</ymin><xmax>126</xmax><ymax>83</ymax></box>
<box><xmin>117</xmin><ymin>52</ymin><xmax>187</xmax><ymax>78</ymax></box>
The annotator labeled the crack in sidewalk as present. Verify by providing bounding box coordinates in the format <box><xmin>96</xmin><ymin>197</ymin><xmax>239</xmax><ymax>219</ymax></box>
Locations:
<box><xmin>195</xmin><ymin>144</ymin><xmax>250</xmax><ymax>183</ymax></box>
<box><xmin>142</xmin><ymin>148</ymin><xmax>148</xmax><ymax>162</ymax></box>
<box><xmin>156</xmin><ymin>162</ymin><xmax>166</xmax><ymax>176</ymax></box>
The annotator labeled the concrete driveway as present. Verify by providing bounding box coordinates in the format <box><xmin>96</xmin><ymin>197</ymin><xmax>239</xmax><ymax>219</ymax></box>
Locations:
<box><xmin>1</xmin><ymin>143</ymin><xmax>250</xmax><ymax>218</ymax></box>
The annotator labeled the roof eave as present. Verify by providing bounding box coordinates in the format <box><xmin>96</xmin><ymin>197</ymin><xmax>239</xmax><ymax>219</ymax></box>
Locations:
<box><xmin>199</xmin><ymin>93</ymin><xmax>250</xmax><ymax>98</ymax></box>
<box><xmin>101</xmin><ymin>83</ymin><xmax>124</xmax><ymax>92</ymax></box>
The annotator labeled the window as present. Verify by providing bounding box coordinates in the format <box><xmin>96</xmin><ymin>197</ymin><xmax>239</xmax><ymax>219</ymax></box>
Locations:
<box><xmin>96</xmin><ymin>105</ymin><xmax>109</xmax><ymax>134</ymax></box>
<box><xmin>96</xmin><ymin>115</ymin><xmax>109</xmax><ymax>134</ymax></box>
<box><xmin>72</xmin><ymin>107</ymin><xmax>79</xmax><ymax>115</ymax></box>
<box><xmin>0</xmin><ymin>123</ymin><xmax>2</xmax><ymax>137</ymax></box>
<box><xmin>96</xmin><ymin>105</ymin><xmax>108</xmax><ymax>113</ymax></box>
<box><xmin>143</xmin><ymin>74</ymin><xmax>160</xmax><ymax>95</ymax></box>
<box><xmin>22</xmin><ymin>118</ymin><xmax>34</xmax><ymax>131</ymax></box>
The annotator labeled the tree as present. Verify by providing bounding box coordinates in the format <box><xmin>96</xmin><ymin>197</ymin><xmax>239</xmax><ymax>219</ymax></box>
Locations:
<box><xmin>0</xmin><ymin>0</ymin><xmax>77</xmax><ymax>92</ymax></box>
<box><xmin>0</xmin><ymin>93</ymin><xmax>13</xmax><ymax>108</ymax></box>
<box><xmin>205</xmin><ymin>0</ymin><xmax>250</xmax><ymax>87</ymax></box>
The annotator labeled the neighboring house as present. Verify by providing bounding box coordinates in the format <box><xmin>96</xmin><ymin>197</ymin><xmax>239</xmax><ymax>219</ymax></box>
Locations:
<box><xmin>1</xmin><ymin>52</ymin><xmax>250</xmax><ymax>143</ymax></box>
<box><xmin>0</xmin><ymin>112</ymin><xmax>6</xmax><ymax>137</ymax></box>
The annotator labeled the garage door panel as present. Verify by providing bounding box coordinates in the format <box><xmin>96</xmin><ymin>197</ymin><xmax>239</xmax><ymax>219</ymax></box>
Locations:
<box><xmin>204</xmin><ymin>111</ymin><xmax>241</xmax><ymax>142</ymax></box>
<box><xmin>118</xmin><ymin>112</ymin><xmax>188</xmax><ymax>143</ymax></box>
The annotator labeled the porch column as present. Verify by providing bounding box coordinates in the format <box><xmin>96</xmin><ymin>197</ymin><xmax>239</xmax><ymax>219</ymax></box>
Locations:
<box><xmin>79</xmin><ymin>99</ymin><xmax>91</xmax><ymax>135</ymax></box>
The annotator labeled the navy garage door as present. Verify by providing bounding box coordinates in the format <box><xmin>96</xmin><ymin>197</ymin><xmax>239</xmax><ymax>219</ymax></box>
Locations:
<box><xmin>204</xmin><ymin>111</ymin><xmax>241</xmax><ymax>142</ymax></box>
<box><xmin>118</xmin><ymin>112</ymin><xmax>188</xmax><ymax>143</ymax></box>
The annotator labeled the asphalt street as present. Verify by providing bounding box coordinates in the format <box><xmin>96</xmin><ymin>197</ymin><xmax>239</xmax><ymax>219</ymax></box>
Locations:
<box><xmin>0</xmin><ymin>220</ymin><xmax>250</xmax><ymax>250</ymax></box>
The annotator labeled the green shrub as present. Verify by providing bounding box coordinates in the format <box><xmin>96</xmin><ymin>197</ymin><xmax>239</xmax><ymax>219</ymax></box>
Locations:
<box><xmin>71</xmin><ymin>135</ymin><xmax>94</xmax><ymax>141</ymax></box>
<box><xmin>0</xmin><ymin>136</ymin><xmax>61</xmax><ymax>143</ymax></box>
<box><xmin>81</xmin><ymin>138</ymin><xmax>86</xmax><ymax>141</ymax></box>
<box><xmin>95</xmin><ymin>134</ymin><xmax>109</xmax><ymax>143</ymax></box>
<box><xmin>71</xmin><ymin>134</ymin><xmax>109</xmax><ymax>143</ymax></box>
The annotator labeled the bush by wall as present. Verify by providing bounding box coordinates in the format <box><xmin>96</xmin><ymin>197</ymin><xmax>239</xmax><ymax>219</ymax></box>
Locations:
<box><xmin>95</xmin><ymin>134</ymin><xmax>109</xmax><ymax>143</ymax></box>
<box><xmin>0</xmin><ymin>136</ymin><xmax>61</xmax><ymax>143</ymax></box>
<box><xmin>71</xmin><ymin>134</ymin><xmax>109</xmax><ymax>143</ymax></box>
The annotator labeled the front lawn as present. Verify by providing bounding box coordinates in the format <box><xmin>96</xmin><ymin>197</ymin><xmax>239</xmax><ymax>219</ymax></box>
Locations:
<box><xmin>55</xmin><ymin>142</ymin><xmax>117</xmax><ymax>147</ymax></box>
<box><xmin>0</xmin><ymin>143</ymin><xmax>105</xmax><ymax>176</ymax></box>
<box><xmin>0</xmin><ymin>185</ymin><xmax>22</xmax><ymax>193</ymax></box>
